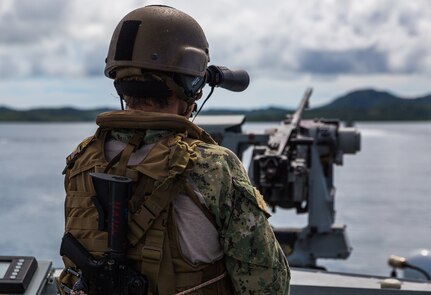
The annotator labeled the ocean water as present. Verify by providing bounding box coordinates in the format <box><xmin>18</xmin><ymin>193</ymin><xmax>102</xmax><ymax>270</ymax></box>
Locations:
<box><xmin>0</xmin><ymin>121</ymin><xmax>430</xmax><ymax>277</ymax></box>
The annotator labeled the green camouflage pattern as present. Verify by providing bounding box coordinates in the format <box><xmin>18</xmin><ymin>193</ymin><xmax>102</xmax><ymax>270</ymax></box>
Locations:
<box><xmin>111</xmin><ymin>129</ymin><xmax>172</xmax><ymax>144</ymax></box>
<box><xmin>111</xmin><ymin>129</ymin><xmax>291</xmax><ymax>294</ymax></box>
<box><xmin>190</xmin><ymin>142</ymin><xmax>290</xmax><ymax>294</ymax></box>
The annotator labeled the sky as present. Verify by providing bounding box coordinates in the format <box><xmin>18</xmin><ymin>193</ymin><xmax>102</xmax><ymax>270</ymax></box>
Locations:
<box><xmin>0</xmin><ymin>0</ymin><xmax>430</xmax><ymax>110</ymax></box>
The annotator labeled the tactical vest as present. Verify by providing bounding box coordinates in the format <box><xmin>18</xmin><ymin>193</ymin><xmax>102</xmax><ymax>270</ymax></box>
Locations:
<box><xmin>58</xmin><ymin>110</ymin><xmax>234</xmax><ymax>295</ymax></box>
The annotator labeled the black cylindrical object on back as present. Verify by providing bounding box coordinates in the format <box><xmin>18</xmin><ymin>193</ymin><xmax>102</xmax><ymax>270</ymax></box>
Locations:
<box><xmin>90</xmin><ymin>173</ymin><xmax>132</xmax><ymax>254</ymax></box>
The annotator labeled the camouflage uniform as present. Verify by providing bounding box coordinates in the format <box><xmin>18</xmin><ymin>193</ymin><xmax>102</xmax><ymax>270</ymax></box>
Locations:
<box><xmin>111</xmin><ymin>128</ymin><xmax>291</xmax><ymax>294</ymax></box>
<box><xmin>60</xmin><ymin>109</ymin><xmax>290</xmax><ymax>294</ymax></box>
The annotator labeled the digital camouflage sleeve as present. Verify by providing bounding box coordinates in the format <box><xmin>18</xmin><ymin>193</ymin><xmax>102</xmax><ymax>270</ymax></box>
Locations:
<box><xmin>189</xmin><ymin>143</ymin><xmax>291</xmax><ymax>294</ymax></box>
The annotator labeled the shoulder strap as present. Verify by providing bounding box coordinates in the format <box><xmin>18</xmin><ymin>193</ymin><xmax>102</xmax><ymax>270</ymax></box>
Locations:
<box><xmin>104</xmin><ymin>131</ymin><xmax>145</xmax><ymax>175</ymax></box>
<box><xmin>128</xmin><ymin>134</ymin><xmax>196</xmax><ymax>245</ymax></box>
<box><xmin>128</xmin><ymin>173</ymin><xmax>185</xmax><ymax>245</ymax></box>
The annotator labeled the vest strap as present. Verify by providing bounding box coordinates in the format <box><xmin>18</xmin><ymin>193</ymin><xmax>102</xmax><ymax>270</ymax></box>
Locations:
<box><xmin>104</xmin><ymin>131</ymin><xmax>144</xmax><ymax>175</ymax></box>
<box><xmin>158</xmin><ymin>224</ymin><xmax>176</xmax><ymax>295</ymax></box>
<box><xmin>142</xmin><ymin>226</ymin><xmax>164</xmax><ymax>263</ymax></box>
<box><xmin>128</xmin><ymin>174</ymin><xmax>185</xmax><ymax>245</ymax></box>
<box><xmin>129</xmin><ymin>175</ymin><xmax>152</xmax><ymax>213</ymax></box>
<box><xmin>140</xmin><ymin>211</ymin><xmax>175</xmax><ymax>295</ymax></box>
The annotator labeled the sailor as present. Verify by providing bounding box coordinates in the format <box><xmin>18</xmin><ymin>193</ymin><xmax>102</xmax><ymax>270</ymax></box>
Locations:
<box><xmin>58</xmin><ymin>5</ymin><xmax>290</xmax><ymax>294</ymax></box>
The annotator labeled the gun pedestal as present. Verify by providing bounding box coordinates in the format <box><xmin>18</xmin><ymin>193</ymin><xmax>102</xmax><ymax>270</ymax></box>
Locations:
<box><xmin>274</xmin><ymin>225</ymin><xmax>351</xmax><ymax>267</ymax></box>
<box><xmin>271</xmin><ymin>135</ymin><xmax>353</xmax><ymax>267</ymax></box>
<box><xmin>196</xmin><ymin>88</ymin><xmax>361</xmax><ymax>269</ymax></box>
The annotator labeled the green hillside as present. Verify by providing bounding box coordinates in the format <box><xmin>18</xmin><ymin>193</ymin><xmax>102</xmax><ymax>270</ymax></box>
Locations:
<box><xmin>0</xmin><ymin>107</ymin><xmax>112</xmax><ymax>122</ymax></box>
<box><xmin>204</xmin><ymin>89</ymin><xmax>431</xmax><ymax>121</ymax></box>
<box><xmin>0</xmin><ymin>89</ymin><xmax>430</xmax><ymax>122</ymax></box>
<box><xmin>304</xmin><ymin>89</ymin><xmax>431</xmax><ymax>121</ymax></box>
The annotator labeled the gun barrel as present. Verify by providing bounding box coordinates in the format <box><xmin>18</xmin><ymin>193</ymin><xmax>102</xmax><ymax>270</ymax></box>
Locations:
<box><xmin>276</xmin><ymin>87</ymin><xmax>313</xmax><ymax>154</ymax></box>
<box><xmin>291</xmin><ymin>87</ymin><xmax>313</xmax><ymax>128</ymax></box>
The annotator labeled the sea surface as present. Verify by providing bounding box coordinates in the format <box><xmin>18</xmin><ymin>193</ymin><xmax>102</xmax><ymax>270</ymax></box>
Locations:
<box><xmin>0</xmin><ymin>121</ymin><xmax>430</xmax><ymax>277</ymax></box>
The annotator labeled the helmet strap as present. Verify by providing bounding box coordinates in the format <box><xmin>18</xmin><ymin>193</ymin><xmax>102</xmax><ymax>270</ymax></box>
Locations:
<box><xmin>120</xmin><ymin>96</ymin><xmax>125</xmax><ymax>110</ymax></box>
<box><xmin>192</xmin><ymin>86</ymin><xmax>214</xmax><ymax>122</ymax></box>
<box><xmin>114</xmin><ymin>80</ymin><xmax>173</xmax><ymax>98</ymax></box>
<box><xmin>113</xmin><ymin>71</ymin><xmax>203</xmax><ymax>113</ymax></box>
<box><xmin>163</xmin><ymin>75</ymin><xmax>200</xmax><ymax>106</ymax></box>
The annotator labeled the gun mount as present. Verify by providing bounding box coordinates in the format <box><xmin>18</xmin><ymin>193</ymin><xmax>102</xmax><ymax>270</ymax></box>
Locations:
<box><xmin>194</xmin><ymin>88</ymin><xmax>361</xmax><ymax>268</ymax></box>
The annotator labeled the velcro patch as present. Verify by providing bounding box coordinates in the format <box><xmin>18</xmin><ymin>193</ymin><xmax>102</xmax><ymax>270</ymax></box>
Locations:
<box><xmin>253</xmin><ymin>187</ymin><xmax>271</xmax><ymax>218</ymax></box>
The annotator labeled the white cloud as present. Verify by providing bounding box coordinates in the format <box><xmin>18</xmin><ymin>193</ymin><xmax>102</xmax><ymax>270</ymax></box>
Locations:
<box><xmin>0</xmin><ymin>0</ymin><xmax>430</xmax><ymax>110</ymax></box>
<box><xmin>1</xmin><ymin>0</ymin><xmax>431</xmax><ymax>78</ymax></box>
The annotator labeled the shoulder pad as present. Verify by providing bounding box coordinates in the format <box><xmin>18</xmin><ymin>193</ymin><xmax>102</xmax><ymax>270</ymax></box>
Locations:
<box><xmin>64</xmin><ymin>136</ymin><xmax>95</xmax><ymax>173</ymax></box>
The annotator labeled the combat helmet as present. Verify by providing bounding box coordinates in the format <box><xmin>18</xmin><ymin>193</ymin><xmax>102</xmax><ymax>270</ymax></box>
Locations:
<box><xmin>105</xmin><ymin>5</ymin><xmax>209</xmax><ymax>103</ymax></box>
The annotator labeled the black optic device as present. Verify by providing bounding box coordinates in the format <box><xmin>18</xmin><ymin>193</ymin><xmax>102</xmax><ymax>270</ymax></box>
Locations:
<box><xmin>0</xmin><ymin>256</ymin><xmax>37</xmax><ymax>293</ymax></box>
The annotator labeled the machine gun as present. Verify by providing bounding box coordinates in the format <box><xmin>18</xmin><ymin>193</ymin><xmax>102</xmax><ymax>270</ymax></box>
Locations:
<box><xmin>194</xmin><ymin>88</ymin><xmax>361</xmax><ymax>268</ymax></box>
<box><xmin>60</xmin><ymin>173</ymin><xmax>148</xmax><ymax>295</ymax></box>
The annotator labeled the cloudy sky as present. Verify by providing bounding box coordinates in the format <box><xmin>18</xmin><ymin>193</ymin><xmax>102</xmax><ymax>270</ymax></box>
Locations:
<box><xmin>0</xmin><ymin>0</ymin><xmax>430</xmax><ymax>110</ymax></box>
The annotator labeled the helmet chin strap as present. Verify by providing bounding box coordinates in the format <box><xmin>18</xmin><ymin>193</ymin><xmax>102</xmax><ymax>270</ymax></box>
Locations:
<box><xmin>161</xmin><ymin>73</ymin><xmax>206</xmax><ymax>118</ymax></box>
<box><xmin>191</xmin><ymin>86</ymin><xmax>214</xmax><ymax>122</ymax></box>
<box><xmin>119</xmin><ymin>96</ymin><xmax>125</xmax><ymax>110</ymax></box>
<box><xmin>179</xmin><ymin>102</ymin><xmax>197</xmax><ymax>118</ymax></box>
<box><xmin>114</xmin><ymin>71</ymin><xmax>205</xmax><ymax>114</ymax></box>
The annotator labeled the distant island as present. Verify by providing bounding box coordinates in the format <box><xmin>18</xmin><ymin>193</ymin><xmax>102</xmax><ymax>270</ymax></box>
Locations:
<box><xmin>0</xmin><ymin>89</ymin><xmax>430</xmax><ymax>122</ymax></box>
